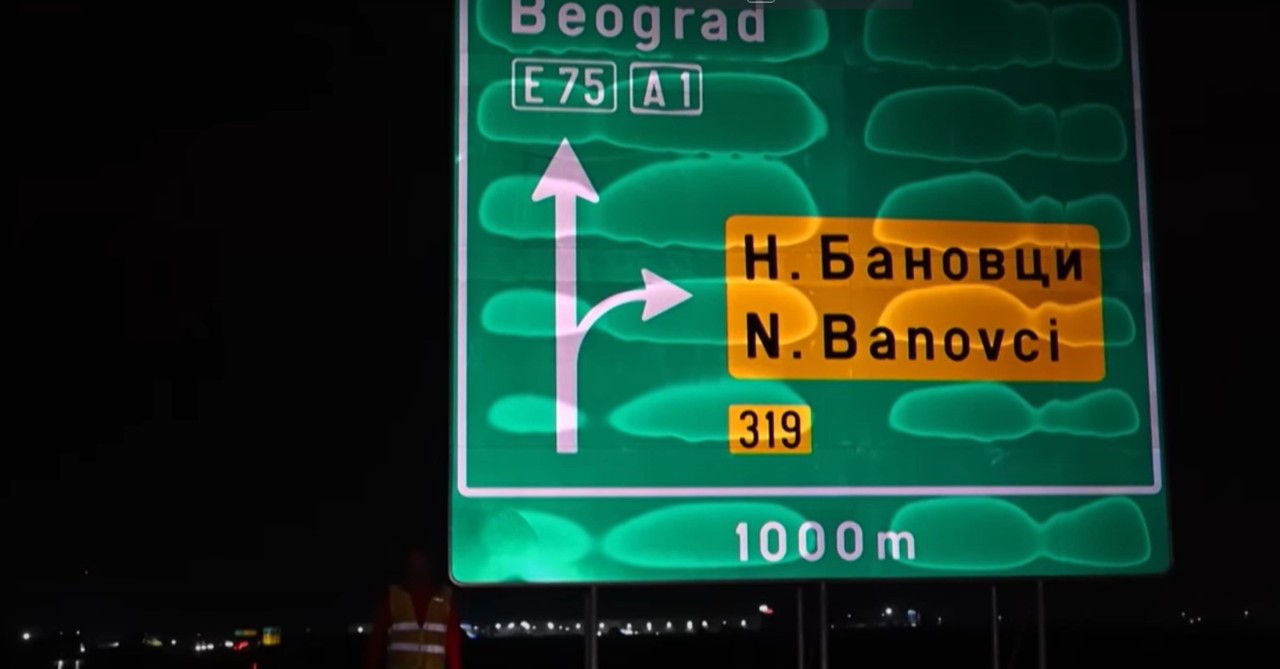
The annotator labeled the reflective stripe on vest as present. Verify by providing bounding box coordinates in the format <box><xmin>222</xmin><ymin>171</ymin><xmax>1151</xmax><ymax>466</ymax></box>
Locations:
<box><xmin>388</xmin><ymin>642</ymin><xmax>445</xmax><ymax>655</ymax></box>
<box><xmin>391</xmin><ymin>622</ymin><xmax>448</xmax><ymax>633</ymax></box>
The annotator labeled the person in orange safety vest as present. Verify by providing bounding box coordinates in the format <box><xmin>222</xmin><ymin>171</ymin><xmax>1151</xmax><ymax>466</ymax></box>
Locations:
<box><xmin>363</xmin><ymin>549</ymin><xmax>461</xmax><ymax>669</ymax></box>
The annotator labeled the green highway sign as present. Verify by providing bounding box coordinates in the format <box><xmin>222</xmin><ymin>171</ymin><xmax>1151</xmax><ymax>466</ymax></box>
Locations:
<box><xmin>450</xmin><ymin>0</ymin><xmax>1168</xmax><ymax>585</ymax></box>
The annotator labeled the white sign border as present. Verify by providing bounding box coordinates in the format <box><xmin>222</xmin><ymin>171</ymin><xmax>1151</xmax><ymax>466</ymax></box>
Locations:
<box><xmin>454</xmin><ymin>0</ymin><xmax>1162</xmax><ymax>499</ymax></box>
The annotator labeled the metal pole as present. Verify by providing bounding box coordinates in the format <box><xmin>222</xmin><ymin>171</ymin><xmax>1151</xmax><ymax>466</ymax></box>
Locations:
<box><xmin>818</xmin><ymin>582</ymin><xmax>829</xmax><ymax>669</ymax></box>
<box><xmin>796</xmin><ymin>585</ymin><xmax>805</xmax><ymax>669</ymax></box>
<box><xmin>585</xmin><ymin>586</ymin><xmax>598</xmax><ymax>669</ymax></box>
<box><xmin>990</xmin><ymin>585</ymin><xmax>1000</xmax><ymax>669</ymax></box>
<box><xmin>1036</xmin><ymin>580</ymin><xmax>1047</xmax><ymax>669</ymax></box>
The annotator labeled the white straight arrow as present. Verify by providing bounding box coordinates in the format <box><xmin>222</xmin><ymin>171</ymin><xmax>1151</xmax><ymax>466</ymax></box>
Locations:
<box><xmin>532</xmin><ymin>139</ymin><xmax>691</xmax><ymax>455</ymax></box>
<box><xmin>532</xmin><ymin>139</ymin><xmax>598</xmax><ymax>455</ymax></box>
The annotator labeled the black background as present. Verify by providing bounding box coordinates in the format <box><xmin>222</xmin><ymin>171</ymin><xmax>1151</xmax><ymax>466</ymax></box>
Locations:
<box><xmin>8</xmin><ymin>1</ymin><xmax>1277</xmax><ymax>629</ymax></box>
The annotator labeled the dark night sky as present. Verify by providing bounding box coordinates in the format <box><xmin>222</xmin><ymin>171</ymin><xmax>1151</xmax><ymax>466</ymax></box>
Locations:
<box><xmin>8</xmin><ymin>2</ymin><xmax>1278</xmax><ymax>630</ymax></box>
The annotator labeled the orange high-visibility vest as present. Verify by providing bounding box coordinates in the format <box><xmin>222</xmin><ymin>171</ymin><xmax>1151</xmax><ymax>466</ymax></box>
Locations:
<box><xmin>386</xmin><ymin>585</ymin><xmax>451</xmax><ymax>669</ymax></box>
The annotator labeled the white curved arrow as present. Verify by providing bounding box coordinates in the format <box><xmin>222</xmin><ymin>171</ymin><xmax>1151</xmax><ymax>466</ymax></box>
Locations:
<box><xmin>576</xmin><ymin>269</ymin><xmax>693</xmax><ymax>335</ymax></box>
<box><xmin>532</xmin><ymin>138</ymin><xmax>692</xmax><ymax>454</ymax></box>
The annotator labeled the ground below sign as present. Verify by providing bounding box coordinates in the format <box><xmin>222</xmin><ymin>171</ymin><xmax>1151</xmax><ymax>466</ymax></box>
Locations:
<box><xmin>451</xmin><ymin>0</ymin><xmax>1168</xmax><ymax>585</ymax></box>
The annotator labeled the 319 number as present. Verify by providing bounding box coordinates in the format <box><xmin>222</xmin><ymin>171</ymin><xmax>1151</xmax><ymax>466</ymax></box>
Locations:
<box><xmin>728</xmin><ymin>405</ymin><xmax>811</xmax><ymax>455</ymax></box>
<box><xmin>740</xmin><ymin>409</ymin><xmax>801</xmax><ymax>449</ymax></box>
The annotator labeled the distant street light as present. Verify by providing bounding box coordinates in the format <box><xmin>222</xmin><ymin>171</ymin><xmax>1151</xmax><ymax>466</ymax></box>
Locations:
<box><xmin>22</xmin><ymin>632</ymin><xmax>31</xmax><ymax>641</ymax></box>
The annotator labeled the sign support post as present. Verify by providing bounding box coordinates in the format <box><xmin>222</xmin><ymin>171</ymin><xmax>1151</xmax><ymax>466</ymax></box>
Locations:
<box><xmin>585</xmin><ymin>586</ymin><xmax>598</xmax><ymax>669</ymax></box>
<box><xmin>795</xmin><ymin>585</ymin><xmax>805</xmax><ymax>669</ymax></box>
<box><xmin>818</xmin><ymin>581</ymin><xmax>829</xmax><ymax>669</ymax></box>
<box><xmin>991</xmin><ymin>585</ymin><xmax>1001</xmax><ymax>669</ymax></box>
<box><xmin>1036</xmin><ymin>580</ymin><xmax>1047</xmax><ymax>669</ymax></box>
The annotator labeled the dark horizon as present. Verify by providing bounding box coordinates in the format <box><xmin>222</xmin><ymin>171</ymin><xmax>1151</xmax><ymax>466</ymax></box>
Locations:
<box><xmin>9</xmin><ymin>0</ymin><xmax>1276</xmax><ymax>639</ymax></box>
